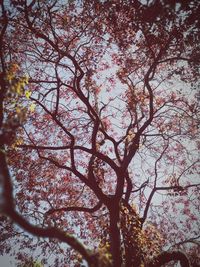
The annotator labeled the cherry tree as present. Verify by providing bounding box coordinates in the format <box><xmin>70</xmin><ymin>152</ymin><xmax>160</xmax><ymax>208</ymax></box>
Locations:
<box><xmin>0</xmin><ymin>0</ymin><xmax>199</xmax><ymax>266</ymax></box>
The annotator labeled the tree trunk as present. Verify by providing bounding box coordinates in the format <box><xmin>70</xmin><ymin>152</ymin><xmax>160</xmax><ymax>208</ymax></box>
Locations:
<box><xmin>109</xmin><ymin>207</ymin><xmax>122</xmax><ymax>267</ymax></box>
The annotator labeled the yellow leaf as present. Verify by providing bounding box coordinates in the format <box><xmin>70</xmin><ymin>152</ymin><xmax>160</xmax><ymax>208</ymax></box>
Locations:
<box><xmin>16</xmin><ymin>138</ymin><xmax>23</xmax><ymax>145</ymax></box>
<box><xmin>16</xmin><ymin>107</ymin><xmax>21</xmax><ymax>114</ymax></box>
<box><xmin>16</xmin><ymin>83</ymin><xmax>23</xmax><ymax>95</ymax></box>
<box><xmin>25</xmin><ymin>90</ymin><xmax>32</xmax><ymax>99</ymax></box>
<box><xmin>7</xmin><ymin>73</ymin><xmax>14</xmax><ymax>82</ymax></box>
<box><xmin>29</xmin><ymin>103</ymin><xmax>36</xmax><ymax>112</ymax></box>
<box><xmin>11</xmin><ymin>63</ymin><xmax>19</xmax><ymax>73</ymax></box>
<box><xmin>24</xmin><ymin>75</ymin><xmax>29</xmax><ymax>84</ymax></box>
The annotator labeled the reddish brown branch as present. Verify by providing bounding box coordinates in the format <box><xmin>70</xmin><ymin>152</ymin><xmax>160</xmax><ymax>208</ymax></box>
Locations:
<box><xmin>148</xmin><ymin>251</ymin><xmax>190</xmax><ymax>267</ymax></box>
<box><xmin>45</xmin><ymin>201</ymin><xmax>102</xmax><ymax>216</ymax></box>
<box><xmin>0</xmin><ymin>150</ymin><xmax>97</xmax><ymax>266</ymax></box>
<box><xmin>5</xmin><ymin>208</ymin><xmax>97</xmax><ymax>266</ymax></box>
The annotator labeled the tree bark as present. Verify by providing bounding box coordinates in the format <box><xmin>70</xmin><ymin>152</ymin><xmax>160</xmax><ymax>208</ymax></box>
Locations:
<box><xmin>109</xmin><ymin>207</ymin><xmax>122</xmax><ymax>267</ymax></box>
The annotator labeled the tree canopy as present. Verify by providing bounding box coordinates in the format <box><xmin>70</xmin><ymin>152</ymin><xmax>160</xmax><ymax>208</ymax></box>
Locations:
<box><xmin>0</xmin><ymin>0</ymin><xmax>199</xmax><ymax>266</ymax></box>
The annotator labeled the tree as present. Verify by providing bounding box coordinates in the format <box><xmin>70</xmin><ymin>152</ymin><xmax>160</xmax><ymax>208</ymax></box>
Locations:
<box><xmin>0</xmin><ymin>0</ymin><xmax>199</xmax><ymax>266</ymax></box>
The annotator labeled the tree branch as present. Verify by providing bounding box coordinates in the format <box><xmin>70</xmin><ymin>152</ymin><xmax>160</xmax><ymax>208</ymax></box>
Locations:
<box><xmin>45</xmin><ymin>201</ymin><xmax>102</xmax><ymax>216</ymax></box>
<box><xmin>5</xmin><ymin>208</ymin><xmax>96</xmax><ymax>265</ymax></box>
<box><xmin>148</xmin><ymin>251</ymin><xmax>191</xmax><ymax>267</ymax></box>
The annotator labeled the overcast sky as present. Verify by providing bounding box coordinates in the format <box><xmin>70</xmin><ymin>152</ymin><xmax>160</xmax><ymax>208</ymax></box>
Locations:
<box><xmin>0</xmin><ymin>256</ymin><xmax>16</xmax><ymax>267</ymax></box>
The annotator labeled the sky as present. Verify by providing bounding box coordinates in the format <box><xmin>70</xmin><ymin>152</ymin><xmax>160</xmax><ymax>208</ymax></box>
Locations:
<box><xmin>0</xmin><ymin>256</ymin><xmax>16</xmax><ymax>267</ymax></box>
<box><xmin>1</xmin><ymin>1</ymin><xmax>199</xmax><ymax>266</ymax></box>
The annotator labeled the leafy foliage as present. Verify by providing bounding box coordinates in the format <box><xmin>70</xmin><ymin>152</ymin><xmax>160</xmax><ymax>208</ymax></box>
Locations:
<box><xmin>0</xmin><ymin>0</ymin><xmax>199</xmax><ymax>266</ymax></box>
